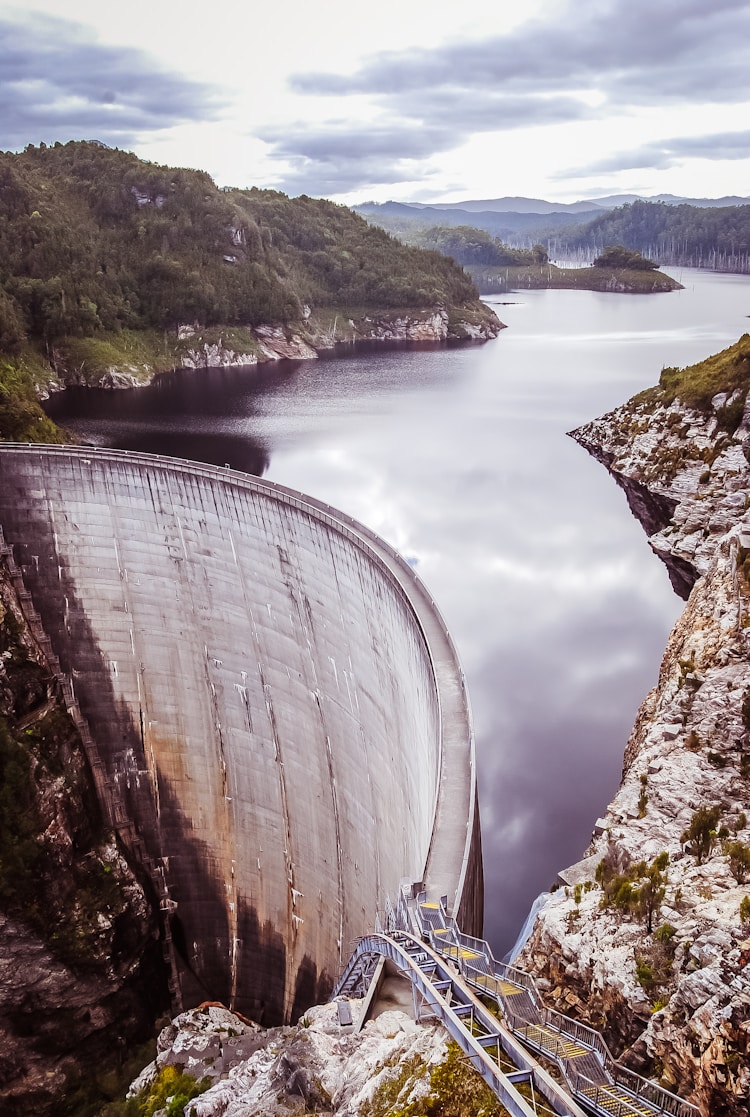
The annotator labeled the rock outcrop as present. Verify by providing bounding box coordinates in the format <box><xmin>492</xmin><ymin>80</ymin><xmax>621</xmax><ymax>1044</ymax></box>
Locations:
<box><xmin>50</xmin><ymin>307</ymin><xmax>504</xmax><ymax>391</ymax></box>
<box><xmin>520</xmin><ymin>349</ymin><xmax>750</xmax><ymax>1115</ymax></box>
<box><xmin>570</xmin><ymin>383</ymin><xmax>750</xmax><ymax>598</ymax></box>
<box><xmin>0</xmin><ymin>557</ymin><xmax>169</xmax><ymax>1115</ymax></box>
<box><xmin>127</xmin><ymin>1003</ymin><xmax>450</xmax><ymax>1117</ymax></box>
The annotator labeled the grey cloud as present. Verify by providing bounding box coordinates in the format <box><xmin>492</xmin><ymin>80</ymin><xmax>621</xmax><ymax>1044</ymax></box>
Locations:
<box><xmin>561</xmin><ymin>130</ymin><xmax>750</xmax><ymax>176</ymax></box>
<box><xmin>292</xmin><ymin>0</ymin><xmax>750</xmax><ymax>107</ymax></box>
<box><xmin>262</xmin><ymin>93</ymin><xmax>593</xmax><ymax>196</ymax></box>
<box><xmin>261</xmin><ymin>122</ymin><xmax>454</xmax><ymax>163</ymax></box>
<box><xmin>270</xmin><ymin>0</ymin><xmax>750</xmax><ymax>195</ymax></box>
<box><xmin>394</xmin><ymin>90</ymin><xmax>594</xmax><ymax>131</ymax></box>
<box><xmin>260</xmin><ymin>120</ymin><xmax>459</xmax><ymax>195</ymax></box>
<box><xmin>0</xmin><ymin>12</ymin><xmax>225</xmax><ymax>150</ymax></box>
<box><xmin>268</xmin><ymin>155</ymin><xmax>437</xmax><ymax>199</ymax></box>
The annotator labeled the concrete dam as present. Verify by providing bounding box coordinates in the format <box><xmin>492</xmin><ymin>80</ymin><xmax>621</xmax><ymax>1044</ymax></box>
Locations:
<box><xmin>0</xmin><ymin>445</ymin><xmax>482</xmax><ymax>1024</ymax></box>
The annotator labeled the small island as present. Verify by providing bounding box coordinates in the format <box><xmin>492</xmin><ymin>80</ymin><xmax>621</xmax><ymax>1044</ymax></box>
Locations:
<box><xmin>383</xmin><ymin>225</ymin><xmax>682</xmax><ymax>295</ymax></box>
<box><xmin>469</xmin><ymin>244</ymin><xmax>682</xmax><ymax>295</ymax></box>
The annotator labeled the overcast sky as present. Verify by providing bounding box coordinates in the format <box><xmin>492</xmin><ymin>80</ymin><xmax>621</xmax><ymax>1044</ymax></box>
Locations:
<box><xmin>3</xmin><ymin>0</ymin><xmax>750</xmax><ymax>204</ymax></box>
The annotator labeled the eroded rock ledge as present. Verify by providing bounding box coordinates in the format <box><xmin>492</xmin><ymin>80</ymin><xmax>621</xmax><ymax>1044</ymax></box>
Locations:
<box><xmin>126</xmin><ymin>1003</ymin><xmax>450</xmax><ymax>1117</ymax></box>
<box><xmin>519</xmin><ymin>362</ymin><xmax>750</xmax><ymax>1115</ymax></box>
<box><xmin>46</xmin><ymin>306</ymin><xmax>504</xmax><ymax>393</ymax></box>
<box><xmin>570</xmin><ymin>383</ymin><xmax>750</xmax><ymax>599</ymax></box>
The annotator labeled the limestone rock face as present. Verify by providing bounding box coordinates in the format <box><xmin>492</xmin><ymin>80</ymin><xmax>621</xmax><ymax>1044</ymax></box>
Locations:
<box><xmin>176</xmin><ymin>311</ymin><xmax>502</xmax><ymax>374</ymax></box>
<box><xmin>90</xmin><ymin>308</ymin><xmax>503</xmax><ymax>387</ymax></box>
<box><xmin>520</xmin><ymin>388</ymin><xmax>750</xmax><ymax>1115</ymax></box>
<box><xmin>571</xmin><ymin>388</ymin><xmax>750</xmax><ymax>597</ymax></box>
<box><xmin>129</xmin><ymin>1003</ymin><xmax>447</xmax><ymax>1117</ymax></box>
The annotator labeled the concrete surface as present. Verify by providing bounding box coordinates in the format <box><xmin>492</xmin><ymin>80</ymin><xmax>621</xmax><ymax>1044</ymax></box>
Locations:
<box><xmin>0</xmin><ymin>446</ymin><xmax>481</xmax><ymax>1022</ymax></box>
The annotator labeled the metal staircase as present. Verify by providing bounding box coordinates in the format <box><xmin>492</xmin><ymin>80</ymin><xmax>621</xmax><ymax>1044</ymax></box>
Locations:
<box><xmin>333</xmin><ymin>927</ymin><xmax>587</xmax><ymax>1117</ymax></box>
<box><xmin>412</xmin><ymin>892</ymin><xmax>699</xmax><ymax>1117</ymax></box>
<box><xmin>331</xmin><ymin>887</ymin><xmax>699</xmax><ymax>1117</ymax></box>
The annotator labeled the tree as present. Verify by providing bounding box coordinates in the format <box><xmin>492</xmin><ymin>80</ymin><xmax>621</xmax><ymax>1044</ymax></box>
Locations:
<box><xmin>681</xmin><ymin>805</ymin><xmax>722</xmax><ymax>864</ymax></box>
<box><xmin>724</xmin><ymin>840</ymin><xmax>750</xmax><ymax>883</ymax></box>
<box><xmin>635</xmin><ymin>852</ymin><xmax>669</xmax><ymax>933</ymax></box>
<box><xmin>598</xmin><ymin>849</ymin><xmax>668</xmax><ymax>932</ymax></box>
<box><xmin>740</xmin><ymin>896</ymin><xmax>750</xmax><ymax>926</ymax></box>
<box><xmin>593</xmin><ymin>245</ymin><xmax>658</xmax><ymax>270</ymax></box>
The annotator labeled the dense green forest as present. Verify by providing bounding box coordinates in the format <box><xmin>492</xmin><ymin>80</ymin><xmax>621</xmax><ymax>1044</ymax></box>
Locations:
<box><xmin>559</xmin><ymin>199</ymin><xmax>750</xmax><ymax>272</ymax></box>
<box><xmin>0</xmin><ymin>141</ymin><xmax>494</xmax><ymax>441</ymax></box>
<box><xmin>397</xmin><ymin>225</ymin><xmax>548</xmax><ymax>267</ymax></box>
<box><xmin>0</xmin><ymin>141</ymin><xmax>481</xmax><ymax>347</ymax></box>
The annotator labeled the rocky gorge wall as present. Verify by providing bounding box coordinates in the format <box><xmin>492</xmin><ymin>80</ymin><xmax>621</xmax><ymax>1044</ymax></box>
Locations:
<box><xmin>0</xmin><ymin>447</ymin><xmax>480</xmax><ymax>1045</ymax></box>
<box><xmin>519</xmin><ymin>364</ymin><xmax>750</xmax><ymax>1115</ymax></box>
<box><xmin>0</xmin><ymin>548</ymin><xmax>167</xmax><ymax>1115</ymax></box>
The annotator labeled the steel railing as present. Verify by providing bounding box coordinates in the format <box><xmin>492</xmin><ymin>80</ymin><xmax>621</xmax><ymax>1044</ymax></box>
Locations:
<box><xmin>406</xmin><ymin>889</ymin><xmax>698</xmax><ymax>1117</ymax></box>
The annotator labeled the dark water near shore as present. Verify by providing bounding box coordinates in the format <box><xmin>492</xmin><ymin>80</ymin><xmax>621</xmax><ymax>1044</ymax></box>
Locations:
<box><xmin>45</xmin><ymin>268</ymin><xmax>750</xmax><ymax>956</ymax></box>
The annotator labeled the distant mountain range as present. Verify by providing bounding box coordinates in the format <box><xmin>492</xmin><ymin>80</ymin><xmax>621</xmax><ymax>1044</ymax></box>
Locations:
<box><xmin>357</xmin><ymin>193</ymin><xmax>750</xmax><ymax>216</ymax></box>
<box><xmin>354</xmin><ymin>193</ymin><xmax>750</xmax><ymax>243</ymax></box>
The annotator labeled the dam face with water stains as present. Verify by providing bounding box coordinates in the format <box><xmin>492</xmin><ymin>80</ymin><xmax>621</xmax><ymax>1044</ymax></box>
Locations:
<box><xmin>0</xmin><ymin>446</ymin><xmax>481</xmax><ymax>1023</ymax></box>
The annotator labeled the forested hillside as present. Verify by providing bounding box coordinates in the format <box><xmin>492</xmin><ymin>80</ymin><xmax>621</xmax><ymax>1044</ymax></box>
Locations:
<box><xmin>0</xmin><ymin>141</ymin><xmax>482</xmax><ymax>348</ymax></box>
<box><xmin>0</xmin><ymin>142</ymin><xmax>496</xmax><ymax>440</ymax></box>
<box><xmin>395</xmin><ymin>225</ymin><xmax>545</xmax><ymax>267</ymax></box>
<box><xmin>357</xmin><ymin>196</ymin><xmax>750</xmax><ymax>275</ymax></box>
<box><xmin>562</xmin><ymin>199</ymin><xmax>750</xmax><ymax>272</ymax></box>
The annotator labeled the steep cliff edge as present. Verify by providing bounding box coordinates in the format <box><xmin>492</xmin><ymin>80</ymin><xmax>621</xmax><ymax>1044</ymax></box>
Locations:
<box><xmin>519</xmin><ymin>338</ymin><xmax>750</xmax><ymax>1115</ymax></box>
<box><xmin>570</xmin><ymin>349</ymin><xmax>750</xmax><ymax>599</ymax></box>
<box><xmin>0</xmin><ymin>555</ymin><xmax>169</xmax><ymax>1115</ymax></box>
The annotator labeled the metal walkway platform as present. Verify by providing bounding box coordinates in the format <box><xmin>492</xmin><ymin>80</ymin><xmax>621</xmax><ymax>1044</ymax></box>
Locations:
<box><xmin>334</xmin><ymin>927</ymin><xmax>586</xmax><ymax>1117</ymax></box>
<box><xmin>332</xmin><ymin>889</ymin><xmax>699</xmax><ymax>1117</ymax></box>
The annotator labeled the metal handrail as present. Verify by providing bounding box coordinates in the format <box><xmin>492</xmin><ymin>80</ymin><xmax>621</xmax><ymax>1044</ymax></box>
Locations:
<box><xmin>410</xmin><ymin>890</ymin><xmax>699</xmax><ymax>1117</ymax></box>
<box><xmin>333</xmin><ymin>930</ymin><xmax>588</xmax><ymax>1117</ymax></box>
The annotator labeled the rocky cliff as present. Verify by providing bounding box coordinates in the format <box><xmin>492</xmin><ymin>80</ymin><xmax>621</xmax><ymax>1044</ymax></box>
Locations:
<box><xmin>0</xmin><ymin>552</ymin><xmax>169</xmax><ymax>1115</ymax></box>
<box><xmin>44</xmin><ymin>306</ymin><xmax>502</xmax><ymax>392</ymax></box>
<box><xmin>519</xmin><ymin>338</ymin><xmax>750</xmax><ymax>1116</ymax></box>
<box><xmin>126</xmin><ymin>1003</ymin><xmax>446</xmax><ymax>1117</ymax></box>
<box><xmin>121</xmin><ymin>1000</ymin><xmax>505</xmax><ymax>1117</ymax></box>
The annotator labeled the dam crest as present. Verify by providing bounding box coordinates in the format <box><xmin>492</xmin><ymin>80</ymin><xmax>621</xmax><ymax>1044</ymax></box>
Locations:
<box><xmin>0</xmin><ymin>445</ymin><xmax>482</xmax><ymax>1023</ymax></box>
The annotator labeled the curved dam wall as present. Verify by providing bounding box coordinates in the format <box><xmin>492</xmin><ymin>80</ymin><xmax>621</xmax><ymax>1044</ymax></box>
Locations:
<box><xmin>0</xmin><ymin>446</ymin><xmax>481</xmax><ymax>1024</ymax></box>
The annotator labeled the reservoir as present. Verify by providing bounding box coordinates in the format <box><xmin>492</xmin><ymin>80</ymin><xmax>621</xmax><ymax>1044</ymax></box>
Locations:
<box><xmin>45</xmin><ymin>267</ymin><xmax>750</xmax><ymax>957</ymax></box>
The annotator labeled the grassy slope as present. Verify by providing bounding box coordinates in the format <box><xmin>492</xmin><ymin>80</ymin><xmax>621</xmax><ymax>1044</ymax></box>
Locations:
<box><xmin>0</xmin><ymin>352</ymin><xmax>71</xmax><ymax>442</ymax></box>
<box><xmin>656</xmin><ymin>334</ymin><xmax>750</xmax><ymax>409</ymax></box>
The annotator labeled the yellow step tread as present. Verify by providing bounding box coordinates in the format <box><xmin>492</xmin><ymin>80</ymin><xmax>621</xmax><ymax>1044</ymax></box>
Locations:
<box><xmin>580</xmin><ymin>1084</ymin><xmax>654</xmax><ymax>1117</ymax></box>
<box><xmin>498</xmin><ymin>981</ymin><xmax>523</xmax><ymax>996</ymax></box>
<box><xmin>523</xmin><ymin>1025</ymin><xmax>588</xmax><ymax>1058</ymax></box>
<box><xmin>443</xmin><ymin>944</ymin><xmax>482</xmax><ymax>959</ymax></box>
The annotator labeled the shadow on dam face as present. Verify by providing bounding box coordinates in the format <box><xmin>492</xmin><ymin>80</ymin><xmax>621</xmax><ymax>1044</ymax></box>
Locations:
<box><xmin>0</xmin><ymin>445</ymin><xmax>482</xmax><ymax>1023</ymax></box>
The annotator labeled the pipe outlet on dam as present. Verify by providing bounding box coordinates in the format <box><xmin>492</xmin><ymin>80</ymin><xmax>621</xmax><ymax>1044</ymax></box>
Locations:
<box><xmin>0</xmin><ymin>446</ymin><xmax>482</xmax><ymax>1024</ymax></box>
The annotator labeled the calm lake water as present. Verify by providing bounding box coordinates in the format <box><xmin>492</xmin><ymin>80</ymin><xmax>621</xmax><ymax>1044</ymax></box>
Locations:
<box><xmin>45</xmin><ymin>268</ymin><xmax>750</xmax><ymax>956</ymax></box>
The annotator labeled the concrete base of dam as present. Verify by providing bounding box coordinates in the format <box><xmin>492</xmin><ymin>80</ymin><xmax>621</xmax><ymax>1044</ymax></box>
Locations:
<box><xmin>0</xmin><ymin>446</ymin><xmax>482</xmax><ymax>1023</ymax></box>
